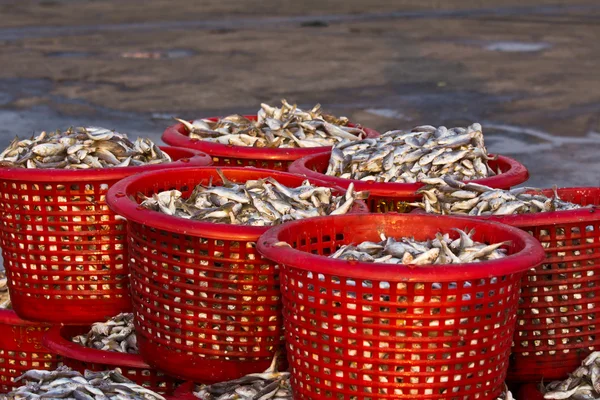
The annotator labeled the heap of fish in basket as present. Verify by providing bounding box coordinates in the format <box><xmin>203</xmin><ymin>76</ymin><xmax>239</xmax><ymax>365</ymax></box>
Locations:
<box><xmin>72</xmin><ymin>313</ymin><xmax>137</xmax><ymax>354</ymax></box>
<box><xmin>140</xmin><ymin>170</ymin><xmax>367</xmax><ymax>225</ymax></box>
<box><xmin>175</xmin><ymin>99</ymin><xmax>366</xmax><ymax>148</ymax></box>
<box><xmin>0</xmin><ymin>127</ymin><xmax>170</xmax><ymax>169</ymax></box>
<box><xmin>326</xmin><ymin>122</ymin><xmax>496</xmax><ymax>182</ymax></box>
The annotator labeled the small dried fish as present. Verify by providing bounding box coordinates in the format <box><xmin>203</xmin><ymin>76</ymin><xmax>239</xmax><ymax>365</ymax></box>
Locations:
<box><xmin>176</xmin><ymin>99</ymin><xmax>366</xmax><ymax>149</ymax></box>
<box><xmin>194</xmin><ymin>354</ymin><xmax>291</xmax><ymax>400</ymax></box>
<box><xmin>329</xmin><ymin>229</ymin><xmax>508</xmax><ymax>265</ymax></box>
<box><xmin>326</xmin><ymin>122</ymin><xmax>495</xmax><ymax>183</ymax></box>
<box><xmin>0</xmin><ymin>127</ymin><xmax>170</xmax><ymax>169</ymax></box>
<box><xmin>72</xmin><ymin>313</ymin><xmax>137</xmax><ymax>354</ymax></box>
<box><xmin>140</xmin><ymin>170</ymin><xmax>368</xmax><ymax>226</ymax></box>
<box><xmin>542</xmin><ymin>351</ymin><xmax>600</xmax><ymax>399</ymax></box>
<box><xmin>497</xmin><ymin>385</ymin><xmax>515</xmax><ymax>400</ymax></box>
<box><xmin>412</xmin><ymin>177</ymin><xmax>585</xmax><ymax>216</ymax></box>
<box><xmin>3</xmin><ymin>366</ymin><xmax>165</xmax><ymax>400</ymax></box>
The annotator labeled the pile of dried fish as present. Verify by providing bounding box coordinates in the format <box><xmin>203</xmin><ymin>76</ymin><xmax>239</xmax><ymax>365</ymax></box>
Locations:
<box><xmin>328</xmin><ymin>228</ymin><xmax>508</xmax><ymax>265</ymax></box>
<box><xmin>412</xmin><ymin>176</ymin><xmax>585</xmax><ymax>215</ymax></box>
<box><xmin>542</xmin><ymin>351</ymin><xmax>600</xmax><ymax>399</ymax></box>
<box><xmin>176</xmin><ymin>99</ymin><xmax>366</xmax><ymax>148</ymax></box>
<box><xmin>72</xmin><ymin>313</ymin><xmax>137</xmax><ymax>354</ymax></box>
<box><xmin>0</xmin><ymin>127</ymin><xmax>171</xmax><ymax>169</ymax></box>
<box><xmin>194</xmin><ymin>355</ymin><xmax>291</xmax><ymax>400</ymax></box>
<box><xmin>2</xmin><ymin>366</ymin><xmax>165</xmax><ymax>400</ymax></box>
<box><xmin>140</xmin><ymin>170</ymin><xmax>367</xmax><ymax>226</ymax></box>
<box><xmin>326</xmin><ymin>122</ymin><xmax>496</xmax><ymax>183</ymax></box>
<box><xmin>0</xmin><ymin>271</ymin><xmax>10</xmax><ymax>310</ymax></box>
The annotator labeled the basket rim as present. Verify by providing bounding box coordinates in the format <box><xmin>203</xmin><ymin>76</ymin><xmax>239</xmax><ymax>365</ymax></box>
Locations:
<box><xmin>161</xmin><ymin>115</ymin><xmax>380</xmax><ymax>160</ymax></box>
<box><xmin>0</xmin><ymin>309</ymin><xmax>50</xmax><ymax>326</ymax></box>
<box><xmin>0</xmin><ymin>146</ymin><xmax>212</xmax><ymax>182</ymax></box>
<box><xmin>411</xmin><ymin>187</ymin><xmax>600</xmax><ymax>227</ymax></box>
<box><xmin>42</xmin><ymin>324</ymin><xmax>150</xmax><ymax>369</ymax></box>
<box><xmin>257</xmin><ymin>213</ymin><xmax>546</xmax><ymax>282</ymax></box>
<box><xmin>288</xmin><ymin>151</ymin><xmax>529</xmax><ymax>196</ymax></box>
<box><xmin>106</xmin><ymin>166</ymin><xmax>369</xmax><ymax>240</ymax></box>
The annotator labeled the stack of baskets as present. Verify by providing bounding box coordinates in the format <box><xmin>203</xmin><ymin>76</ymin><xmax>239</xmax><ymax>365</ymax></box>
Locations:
<box><xmin>0</xmin><ymin>109</ymin><xmax>591</xmax><ymax>400</ymax></box>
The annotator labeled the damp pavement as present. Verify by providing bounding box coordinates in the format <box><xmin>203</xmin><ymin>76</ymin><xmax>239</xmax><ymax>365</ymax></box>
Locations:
<box><xmin>0</xmin><ymin>0</ymin><xmax>598</xmax><ymax>189</ymax></box>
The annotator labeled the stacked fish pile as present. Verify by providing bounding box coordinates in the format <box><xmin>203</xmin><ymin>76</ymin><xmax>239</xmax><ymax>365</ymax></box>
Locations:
<box><xmin>175</xmin><ymin>99</ymin><xmax>366</xmax><ymax>148</ymax></box>
<box><xmin>0</xmin><ymin>272</ymin><xmax>9</xmax><ymax>310</ymax></box>
<box><xmin>194</xmin><ymin>356</ymin><xmax>291</xmax><ymax>400</ymax></box>
<box><xmin>0</xmin><ymin>127</ymin><xmax>170</xmax><ymax>169</ymax></box>
<box><xmin>325</xmin><ymin>122</ymin><xmax>495</xmax><ymax>183</ymax></box>
<box><xmin>542</xmin><ymin>351</ymin><xmax>600</xmax><ymax>399</ymax></box>
<box><xmin>411</xmin><ymin>176</ymin><xmax>584</xmax><ymax>215</ymax></box>
<box><xmin>72</xmin><ymin>313</ymin><xmax>138</xmax><ymax>354</ymax></box>
<box><xmin>140</xmin><ymin>170</ymin><xmax>367</xmax><ymax>225</ymax></box>
<box><xmin>328</xmin><ymin>228</ymin><xmax>508</xmax><ymax>265</ymax></box>
<box><xmin>0</xmin><ymin>366</ymin><xmax>165</xmax><ymax>400</ymax></box>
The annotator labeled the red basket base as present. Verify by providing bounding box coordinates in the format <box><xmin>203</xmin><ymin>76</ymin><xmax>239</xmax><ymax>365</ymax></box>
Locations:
<box><xmin>138</xmin><ymin>335</ymin><xmax>273</xmax><ymax>384</ymax></box>
<box><xmin>10</xmin><ymin>292</ymin><xmax>132</xmax><ymax>324</ymax></box>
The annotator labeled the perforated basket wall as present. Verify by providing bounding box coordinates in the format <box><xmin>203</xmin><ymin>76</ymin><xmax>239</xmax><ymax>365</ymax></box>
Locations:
<box><xmin>0</xmin><ymin>147</ymin><xmax>212</xmax><ymax>324</ymax></box>
<box><xmin>499</xmin><ymin>188</ymin><xmax>600</xmax><ymax>382</ymax></box>
<box><xmin>42</xmin><ymin>325</ymin><xmax>180</xmax><ymax>395</ymax></box>
<box><xmin>106</xmin><ymin>167</ymin><xmax>368</xmax><ymax>383</ymax></box>
<box><xmin>162</xmin><ymin>116</ymin><xmax>380</xmax><ymax>171</ymax></box>
<box><xmin>0</xmin><ymin>310</ymin><xmax>59</xmax><ymax>393</ymax></box>
<box><xmin>288</xmin><ymin>152</ymin><xmax>529</xmax><ymax>213</ymax></box>
<box><xmin>257</xmin><ymin>214</ymin><xmax>545</xmax><ymax>399</ymax></box>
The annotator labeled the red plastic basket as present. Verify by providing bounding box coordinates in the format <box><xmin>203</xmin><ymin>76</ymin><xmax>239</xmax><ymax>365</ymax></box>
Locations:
<box><xmin>414</xmin><ymin>188</ymin><xmax>600</xmax><ymax>383</ymax></box>
<box><xmin>517</xmin><ymin>383</ymin><xmax>544</xmax><ymax>400</ymax></box>
<box><xmin>42</xmin><ymin>325</ymin><xmax>180</xmax><ymax>394</ymax></box>
<box><xmin>289</xmin><ymin>152</ymin><xmax>529</xmax><ymax>213</ymax></box>
<box><xmin>0</xmin><ymin>147</ymin><xmax>212</xmax><ymax>324</ymax></box>
<box><xmin>0</xmin><ymin>309</ymin><xmax>59</xmax><ymax>393</ymax></box>
<box><xmin>257</xmin><ymin>213</ymin><xmax>545</xmax><ymax>400</ymax></box>
<box><xmin>161</xmin><ymin>115</ymin><xmax>380</xmax><ymax>171</ymax></box>
<box><xmin>106</xmin><ymin>167</ymin><xmax>369</xmax><ymax>383</ymax></box>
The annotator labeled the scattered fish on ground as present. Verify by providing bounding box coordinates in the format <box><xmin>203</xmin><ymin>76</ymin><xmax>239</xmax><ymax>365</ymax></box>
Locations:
<box><xmin>1</xmin><ymin>366</ymin><xmax>165</xmax><ymax>400</ymax></box>
<box><xmin>0</xmin><ymin>127</ymin><xmax>170</xmax><ymax>169</ymax></box>
<box><xmin>72</xmin><ymin>313</ymin><xmax>138</xmax><ymax>354</ymax></box>
<box><xmin>194</xmin><ymin>355</ymin><xmax>291</xmax><ymax>400</ymax></box>
<box><xmin>542</xmin><ymin>351</ymin><xmax>600</xmax><ymax>399</ymax></box>
<box><xmin>326</xmin><ymin>122</ymin><xmax>495</xmax><ymax>183</ymax></box>
<box><xmin>176</xmin><ymin>99</ymin><xmax>366</xmax><ymax>148</ymax></box>
<box><xmin>325</xmin><ymin>228</ymin><xmax>509</xmax><ymax>265</ymax></box>
<box><xmin>140</xmin><ymin>169</ymin><xmax>368</xmax><ymax>226</ymax></box>
<box><xmin>411</xmin><ymin>176</ymin><xmax>585</xmax><ymax>216</ymax></box>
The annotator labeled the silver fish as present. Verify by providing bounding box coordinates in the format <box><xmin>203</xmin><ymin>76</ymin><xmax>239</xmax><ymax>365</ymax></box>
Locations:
<box><xmin>72</xmin><ymin>313</ymin><xmax>138</xmax><ymax>354</ymax></box>
<box><xmin>176</xmin><ymin>99</ymin><xmax>365</xmax><ymax>149</ymax></box>
<box><xmin>140</xmin><ymin>170</ymin><xmax>368</xmax><ymax>226</ymax></box>
<box><xmin>326</xmin><ymin>122</ymin><xmax>495</xmax><ymax>183</ymax></box>
<box><xmin>0</xmin><ymin>127</ymin><xmax>170</xmax><ymax>169</ymax></box>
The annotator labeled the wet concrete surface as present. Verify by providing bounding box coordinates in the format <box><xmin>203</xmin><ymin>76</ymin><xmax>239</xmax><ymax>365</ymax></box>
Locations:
<box><xmin>0</xmin><ymin>0</ymin><xmax>599</xmax><ymax>187</ymax></box>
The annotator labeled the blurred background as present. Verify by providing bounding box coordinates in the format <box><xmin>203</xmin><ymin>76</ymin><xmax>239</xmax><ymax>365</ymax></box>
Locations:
<box><xmin>0</xmin><ymin>0</ymin><xmax>598</xmax><ymax>187</ymax></box>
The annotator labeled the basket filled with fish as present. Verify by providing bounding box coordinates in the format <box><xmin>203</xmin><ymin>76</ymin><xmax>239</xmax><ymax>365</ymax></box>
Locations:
<box><xmin>0</xmin><ymin>127</ymin><xmax>212</xmax><ymax>324</ymax></box>
<box><xmin>257</xmin><ymin>213</ymin><xmax>545</xmax><ymax>399</ymax></box>
<box><xmin>106</xmin><ymin>167</ymin><xmax>369</xmax><ymax>383</ymax></box>
<box><xmin>0</xmin><ymin>273</ymin><xmax>59</xmax><ymax>393</ymax></box>
<box><xmin>1</xmin><ymin>366</ymin><xmax>168</xmax><ymax>400</ymax></box>
<box><xmin>288</xmin><ymin>122</ymin><xmax>529</xmax><ymax>212</ymax></box>
<box><xmin>161</xmin><ymin>100</ymin><xmax>380</xmax><ymax>171</ymax></box>
<box><xmin>411</xmin><ymin>182</ymin><xmax>600</xmax><ymax>383</ymax></box>
<box><xmin>42</xmin><ymin>313</ymin><xmax>180</xmax><ymax>394</ymax></box>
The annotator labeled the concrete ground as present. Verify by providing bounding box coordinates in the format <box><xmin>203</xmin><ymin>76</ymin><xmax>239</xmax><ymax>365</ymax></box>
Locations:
<box><xmin>0</xmin><ymin>0</ymin><xmax>599</xmax><ymax>187</ymax></box>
